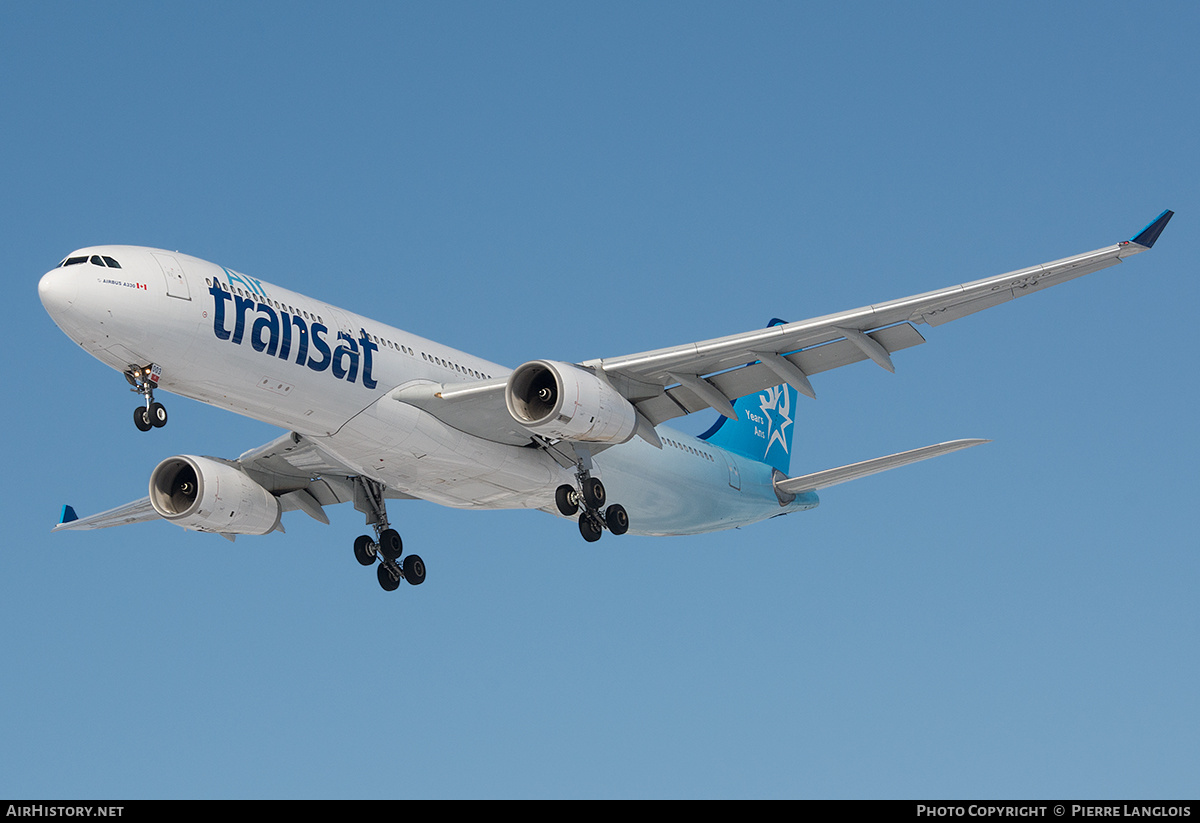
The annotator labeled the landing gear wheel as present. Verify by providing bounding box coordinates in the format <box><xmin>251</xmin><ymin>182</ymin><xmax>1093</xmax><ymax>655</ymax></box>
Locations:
<box><xmin>149</xmin><ymin>402</ymin><xmax>168</xmax><ymax>428</ymax></box>
<box><xmin>377</xmin><ymin>560</ymin><xmax>401</xmax><ymax>592</ymax></box>
<box><xmin>377</xmin><ymin>528</ymin><xmax>402</xmax><ymax>561</ymax></box>
<box><xmin>605</xmin><ymin>504</ymin><xmax>629</xmax><ymax>536</ymax></box>
<box><xmin>402</xmin><ymin>553</ymin><xmax>426</xmax><ymax>586</ymax></box>
<box><xmin>581</xmin><ymin>477</ymin><xmax>606</xmax><ymax>510</ymax></box>
<box><xmin>353</xmin><ymin>534</ymin><xmax>378</xmax><ymax>566</ymax></box>
<box><xmin>133</xmin><ymin>406</ymin><xmax>152</xmax><ymax>432</ymax></box>
<box><xmin>579</xmin><ymin>512</ymin><xmax>603</xmax><ymax>543</ymax></box>
<box><xmin>555</xmin><ymin>484</ymin><xmax>579</xmax><ymax>516</ymax></box>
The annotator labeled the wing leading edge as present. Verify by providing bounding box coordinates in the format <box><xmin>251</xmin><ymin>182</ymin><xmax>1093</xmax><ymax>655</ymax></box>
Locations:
<box><xmin>51</xmin><ymin>433</ymin><xmax>382</xmax><ymax>536</ymax></box>
<box><xmin>53</xmin><ymin>498</ymin><xmax>158</xmax><ymax>531</ymax></box>
<box><xmin>774</xmin><ymin>439</ymin><xmax>991</xmax><ymax>500</ymax></box>
<box><xmin>591</xmin><ymin>210</ymin><xmax>1174</xmax><ymax>426</ymax></box>
<box><xmin>392</xmin><ymin>211</ymin><xmax>1172</xmax><ymax>446</ymax></box>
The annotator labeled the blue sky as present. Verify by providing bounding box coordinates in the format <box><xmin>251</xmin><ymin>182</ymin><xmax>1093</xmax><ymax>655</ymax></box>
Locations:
<box><xmin>2</xmin><ymin>2</ymin><xmax>1196</xmax><ymax>799</ymax></box>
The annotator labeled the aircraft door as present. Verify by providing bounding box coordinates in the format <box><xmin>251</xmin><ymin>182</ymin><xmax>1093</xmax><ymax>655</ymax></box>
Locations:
<box><xmin>326</xmin><ymin>307</ymin><xmax>356</xmax><ymax>337</ymax></box>
<box><xmin>153</xmin><ymin>253</ymin><xmax>191</xmax><ymax>300</ymax></box>
<box><xmin>725</xmin><ymin>456</ymin><xmax>741</xmax><ymax>490</ymax></box>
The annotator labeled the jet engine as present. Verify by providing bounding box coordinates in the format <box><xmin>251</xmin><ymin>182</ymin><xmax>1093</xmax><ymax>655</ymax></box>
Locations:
<box><xmin>149</xmin><ymin>455</ymin><xmax>281</xmax><ymax>535</ymax></box>
<box><xmin>505</xmin><ymin>360</ymin><xmax>638</xmax><ymax>444</ymax></box>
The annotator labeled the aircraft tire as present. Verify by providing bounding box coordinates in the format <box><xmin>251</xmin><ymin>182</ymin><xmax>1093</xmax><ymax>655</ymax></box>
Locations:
<box><xmin>579</xmin><ymin>512</ymin><xmax>603</xmax><ymax>543</ymax></box>
<box><xmin>605</xmin><ymin>504</ymin><xmax>629</xmax><ymax>536</ymax></box>
<box><xmin>149</xmin><ymin>402</ymin><xmax>168</xmax><ymax>427</ymax></box>
<box><xmin>378</xmin><ymin>528</ymin><xmax>403</xmax><ymax>561</ymax></box>
<box><xmin>133</xmin><ymin>406</ymin><xmax>152</xmax><ymax>432</ymax></box>
<box><xmin>377</xmin><ymin>560</ymin><xmax>401</xmax><ymax>592</ymax></box>
<box><xmin>403</xmin><ymin>553</ymin><xmax>426</xmax><ymax>586</ymax></box>
<box><xmin>555</xmin><ymin>484</ymin><xmax>578</xmax><ymax>516</ymax></box>
<box><xmin>582</xmin><ymin>477</ymin><xmax>606</xmax><ymax>510</ymax></box>
<box><xmin>353</xmin><ymin>534</ymin><xmax>377</xmax><ymax>566</ymax></box>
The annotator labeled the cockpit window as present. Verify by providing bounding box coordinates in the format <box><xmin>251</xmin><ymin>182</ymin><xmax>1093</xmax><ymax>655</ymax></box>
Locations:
<box><xmin>60</xmin><ymin>254</ymin><xmax>122</xmax><ymax>269</ymax></box>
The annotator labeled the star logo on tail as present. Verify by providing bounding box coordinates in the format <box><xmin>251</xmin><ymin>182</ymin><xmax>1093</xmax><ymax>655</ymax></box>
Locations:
<box><xmin>758</xmin><ymin>384</ymin><xmax>793</xmax><ymax>458</ymax></box>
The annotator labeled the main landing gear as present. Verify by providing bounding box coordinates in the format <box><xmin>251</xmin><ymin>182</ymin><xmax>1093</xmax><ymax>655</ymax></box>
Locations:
<box><xmin>126</xmin><ymin>364</ymin><xmax>167</xmax><ymax>432</ymax></box>
<box><xmin>555</xmin><ymin>471</ymin><xmax>630</xmax><ymax>544</ymax></box>
<box><xmin>351</xmin><ymin>477</ymin><xmax>425</xmax><ymax>592</ymax></box>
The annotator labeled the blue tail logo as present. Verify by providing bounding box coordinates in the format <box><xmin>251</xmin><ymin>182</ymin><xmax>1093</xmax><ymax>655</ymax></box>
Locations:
<box><xmin>698</xmin><ymin>320</ymin><xmax>798</xmax><ymax>474</ymax></box>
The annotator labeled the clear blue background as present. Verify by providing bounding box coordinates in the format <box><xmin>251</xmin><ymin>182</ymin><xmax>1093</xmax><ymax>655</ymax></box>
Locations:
<box><xmin>2</xmin><ymin>1</ymin><xmax>1195</xmax><ymax>799</ymax></box>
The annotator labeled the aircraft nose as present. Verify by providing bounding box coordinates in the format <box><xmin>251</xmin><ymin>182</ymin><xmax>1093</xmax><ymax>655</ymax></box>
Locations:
<box><xmin>38</xmin><ymin>266</ymin><xmax>78</xmax><ymax>318</ymax></box>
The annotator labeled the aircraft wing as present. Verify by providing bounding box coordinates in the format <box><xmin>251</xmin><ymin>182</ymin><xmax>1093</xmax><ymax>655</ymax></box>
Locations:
<box><xmin>53</xmin><ymin>498</ymin><xmax>159</xmax><ymax>531</ymax></box>
<box><xmin>396</xmin><ymin>211</ymin><xmax>1172</xmax><ymax>442</ymax></box>
<box><xmin>50</xmin><ymin>432</ymin><xmax>408</xmax><ymax>535</ymax></box>
<box><xmin>592</xmin><ymin>210</ymin><xmax>1173</xmax><ymax>425</ymax></box>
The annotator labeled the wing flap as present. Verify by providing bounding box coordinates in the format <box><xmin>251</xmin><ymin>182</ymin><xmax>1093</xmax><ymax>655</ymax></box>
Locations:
<box><xmin>373</xmin><ymin>214</ymin><xmax>1171</xmax><ymax>443</ymax></box>
<box><xmin>236</xmin><ymin>432</ymin><xmax>359</xmax><ymax>492</ymax></box>
<box><xmin>53</xmin><ymin>432</ymin><xmax>370</xmax><ymax>535</ymax></box>
<box><xmin>587</xmin><ymin>212</ymin><xmax>1170</xmax><ymax>419</ymax></box>
<box><xmin>593</xmin><ymin>246</ymin><xmax>1130</xmax><ymax>381</ymax></box>
<box><xmin>637</xmin><ymin>323</ymin><xmax>927</xmax><ymax>425</ymax></box>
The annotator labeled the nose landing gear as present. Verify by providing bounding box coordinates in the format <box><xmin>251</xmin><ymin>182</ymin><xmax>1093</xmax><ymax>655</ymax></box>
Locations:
<box><xmin>126</xmin><ymin>364</ymin><xmax>167</xmax><ymax>431</ymax></box>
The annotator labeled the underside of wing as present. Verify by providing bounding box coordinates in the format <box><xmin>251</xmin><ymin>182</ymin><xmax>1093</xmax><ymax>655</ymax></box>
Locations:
<box><xmin>588</xmin><ymin>211</ymin><xmax>1173</xmax><ymax>427</ymax></box>
<box><xmin>318</xmin><ymin>212</ymin><xmax>1172</xmax><ymax>456</ymax></box>
<box><xmin>53</xmin><ymin>498</ymin><xmax>158</xmax><ymax>531</ymax></box>
<box><xmin>233</xmin><ymin>433</ymin><xmax>418</xmax><ymax>521</ymax></box>
<box><xmin>51</xmin><ymin>432</ymin><xmax>403</xmax><ymax>536</ymax></box>
<box><xmin>389</xmin><ymin>378</ymin><xmax>527</xmax><ymax>446</ymax></box>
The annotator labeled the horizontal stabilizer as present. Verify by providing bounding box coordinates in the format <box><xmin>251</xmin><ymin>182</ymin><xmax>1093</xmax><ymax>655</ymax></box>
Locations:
<box><xmin>775</xmin><ymin>439</ymin><xmax>989</xmax><ymax>495</ymax></box>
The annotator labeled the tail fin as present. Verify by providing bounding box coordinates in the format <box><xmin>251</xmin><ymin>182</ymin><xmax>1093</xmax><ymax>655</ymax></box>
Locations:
<box><xmin>698</xmin><ymin>319</ymin><xmax>798</xmax><ymax>474</ymax></box>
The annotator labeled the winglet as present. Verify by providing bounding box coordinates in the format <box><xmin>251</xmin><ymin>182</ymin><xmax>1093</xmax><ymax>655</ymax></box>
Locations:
<box><xmin>60</xmin><ymin>504</ymin><xmax>78</xmax><ymax>524</ymax></box>
<box><xmin>1130</xmin><ymin>209</ymin><xmax>1174</xmax><ymax>249</ymax></box>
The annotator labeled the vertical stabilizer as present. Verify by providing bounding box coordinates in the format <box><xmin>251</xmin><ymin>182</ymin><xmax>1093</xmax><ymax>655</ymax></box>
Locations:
<box><xmin>698</xmin><ymin>320</ymin><xmax>799</xmax><ymax>474</ymax></box>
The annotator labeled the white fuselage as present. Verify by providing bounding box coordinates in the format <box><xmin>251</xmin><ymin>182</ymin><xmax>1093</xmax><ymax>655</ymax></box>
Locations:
<box><xmin>39</xmin><ymin>245</ymin><xmax>817</xmax><ymax>535</ymax></box>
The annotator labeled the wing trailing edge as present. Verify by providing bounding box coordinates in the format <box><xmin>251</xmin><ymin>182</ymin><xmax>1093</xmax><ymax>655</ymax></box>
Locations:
<box><xmin>592</xmin><ymin>210</ymin><xmax>1174</xmax><ymax>428</ymax></box>
<box><xmin>52</xmin><ymin>497</ymin><xmax>159</xmax><ymax>531</ymax></box>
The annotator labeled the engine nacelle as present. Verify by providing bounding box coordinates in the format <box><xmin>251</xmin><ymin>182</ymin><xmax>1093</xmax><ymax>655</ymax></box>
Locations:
<box><xmin>149</xmin><ymin>455</ymin><xmax>281</xmax><ymax>535</ymax></box>
<box><xmin>505</xmin><ymin>360</ymin><xmax>638</xmax><ymax>444</ymax></box>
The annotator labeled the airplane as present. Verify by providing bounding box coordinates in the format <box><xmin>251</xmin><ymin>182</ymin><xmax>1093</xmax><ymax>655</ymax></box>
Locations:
<box><xmin>39</xmin><ymin>210</ymin><xmax>1174</xmax><ymax>591</ymax></box>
